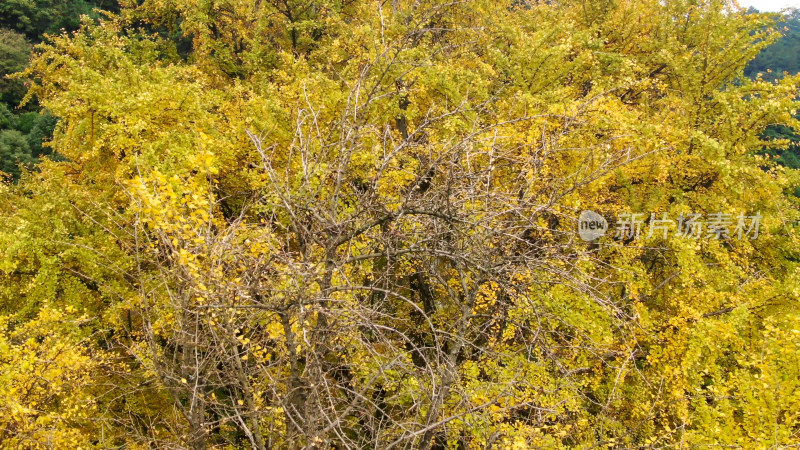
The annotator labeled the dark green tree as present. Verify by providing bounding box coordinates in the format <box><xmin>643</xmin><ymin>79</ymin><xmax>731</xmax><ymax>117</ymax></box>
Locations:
<box><xmin>25</xmin><ymin>111</ymin><xmax>58</xmax><ymax>158</ymax></box>
<box><xmin>0</xmin><ymin>28</ymin><xmax>31</xmax><ymax>108</ymax></box>
<box><xmin>0</xmin><ymin>0</ymin><xmax>119</xmax><ymax>42</ymax></box>
<box><xmin>0</xmin><ymin>129</ymin><xmax>34</xmax><ymax>179</ymax></box>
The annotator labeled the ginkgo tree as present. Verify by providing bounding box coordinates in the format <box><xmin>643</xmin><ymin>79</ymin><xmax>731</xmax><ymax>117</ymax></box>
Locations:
<box><xmin>0</xmin><ymin>0</ymin><xmax>798</xmax><ymax>448</ymax></box>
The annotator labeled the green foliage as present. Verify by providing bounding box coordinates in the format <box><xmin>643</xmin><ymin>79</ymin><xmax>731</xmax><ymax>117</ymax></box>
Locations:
<box><xmin>0</xmin><ymin>0</ymin><xmax>119</xmax><ymax>42</ymax></box>
<box><xmin>745</xmin><ymin>10</ymin><xmax>800</xmax><ymax>177</ymax></box>
<box><xmin>0</xmin><ymin>129</ymin><xmax>34</xmax><ymax>179</ymax></box>
<box><xmin>0</xmin><ymin>110</ymin><xmax>59</xmax><ymax>180</ymax></box>
<box><xmin>14</xmin><ymin>111</ymin><xmax>38</xmax><ymax>134</ymax></box>
<box><xmin>0</xmin><ymin>103</ymin><xmax>15</xmax><ymax>129</ymax></box>
<box><xmin>25</xmin><ymin>111</ymin><xmax>58</xmax><ymax>158</ymax></box>
<box><xmin>0</xmin><ymin>28</ymin><xmax>31</xmax><ymax>108</ymax></box>
<box><xmin>760</xmin><ymin>123</ymin><xmax>800</xmax><ymax>169</ymax></box>
<box><xmin>745</xmin><ymin>9</ymin><xmax>800</xmax><ymax>81</ymax></box>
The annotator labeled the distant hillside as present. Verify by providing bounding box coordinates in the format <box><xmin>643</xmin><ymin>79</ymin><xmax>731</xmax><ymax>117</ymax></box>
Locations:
<box><xmin>745</xmin><ymin>9</ymin><xmax>800</xmax><ymax>175</ymax></box>
<box><xmin>745</xmin><ymin>9</ymin><xmax>800</xmax><ymax>81</ymax></box>
<box><xmin>0</xmin><ymin>0</ymin><xmax>119</xmax><ymax>42</ymax></box>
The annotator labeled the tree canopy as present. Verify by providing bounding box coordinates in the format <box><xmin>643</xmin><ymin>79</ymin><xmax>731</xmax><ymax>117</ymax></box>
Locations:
<box><xmin>0</xmin><ymin>0</ymin><xmax>799</xmax><ymax>448</ymax></box>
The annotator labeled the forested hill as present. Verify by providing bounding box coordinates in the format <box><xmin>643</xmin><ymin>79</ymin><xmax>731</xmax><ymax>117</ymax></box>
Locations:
<box><xmin>0</xmin><ymin>0</ymin><xmax>119</xmax><ymax>42</ymax></box>
<box><xmin>745</xmin><ymin>9</ymin><xmax>800</xmax><ymax>81</ymax></box>
<box><xmin>745</xmin><ymin>9</ymin><xmax>800</xmax><ymax>171</ymax></box>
